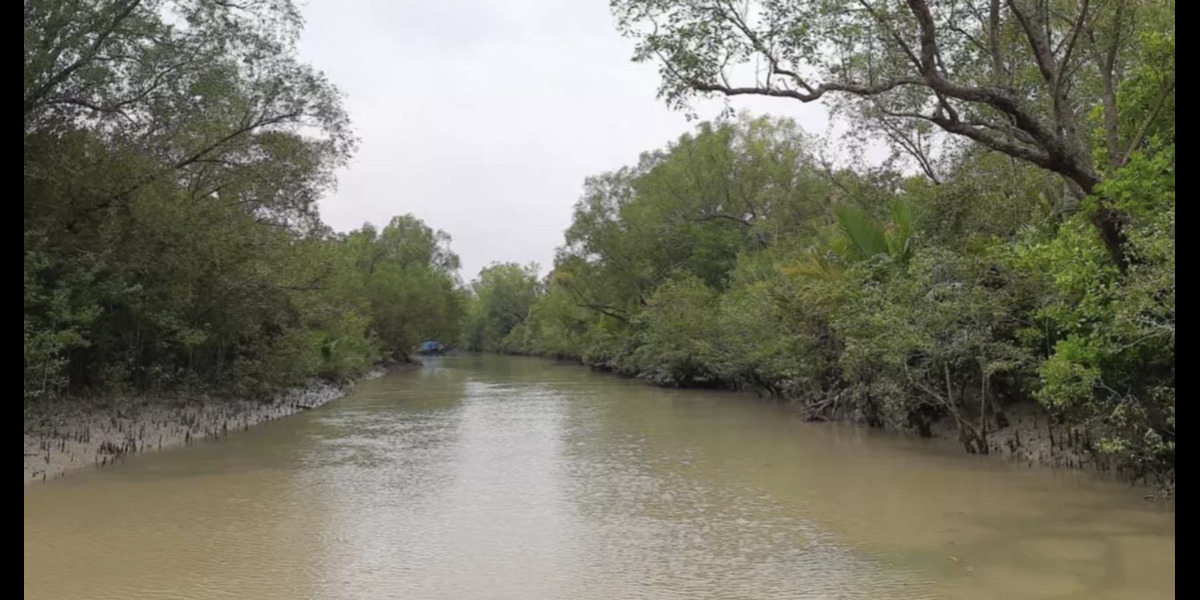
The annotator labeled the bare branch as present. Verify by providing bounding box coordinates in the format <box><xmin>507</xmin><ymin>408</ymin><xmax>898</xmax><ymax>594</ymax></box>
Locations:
<box><xmin>873</xmin><ymin>112</ymin><xmax>942</xmax><ymax>183</ymax></box>
<box><xmin>690</xmin><ymin>76</ymin><xmax>926</xmax><ymax>102</ymax></box>
<box><xmin>690</xmin><ymin>213</ymin><xmax>754</xmax><ymax>227</ymax></box>
<box><xmin>859</xmin><ymin>0</ymin><xmax>924</xmax><ymax>71</ymax></box>
<box><xmin>1057</xmin><ymin>0</ymin><xmax>1092</xmax><ymax>85</ymax></box>
<box><xmin>1099</xmin><ymin>0</ymin><xmax>1128</xmax><ymax>167</ymax></box>
<box><xmin>988</xmin><ymin>0</ymin><xmax>1006</xmax><ymax>82</ymax></box>
<box><xmin>1007</xmin><ymin>0</ymin><xmax>1058</xmax><ymax>86</ymax></box>
<box><xmin>38</xmin><ymin>97</ymin><xmax>132</xmax><ymax>119</ymax></box>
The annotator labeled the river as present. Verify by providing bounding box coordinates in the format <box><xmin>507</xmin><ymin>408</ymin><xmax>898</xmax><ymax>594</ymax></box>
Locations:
<box><xmin>23</xmin><ymin>354</ymin><xmax>1175</xmax><ymax>600</ymax></box>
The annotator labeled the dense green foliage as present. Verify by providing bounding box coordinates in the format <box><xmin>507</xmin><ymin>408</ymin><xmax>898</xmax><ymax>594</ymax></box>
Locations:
<box><xmin>466</xmin><ymin>105</ymin><xmax>1173</xmax><ymax>483</ymax></box>
<box><xmin>24</xmin><ymin>0</ymin><xmax>464</xmax><ymax>399</ymax></box>
<box><xmin>461</xmin><ymin>263</ymin><xmax>543</xmax><ymax>353</ymax></box>
<box><xmin>613</xmin><ymin>0</ymin><xmax>1176</xmax><ymax>267</ymax></box>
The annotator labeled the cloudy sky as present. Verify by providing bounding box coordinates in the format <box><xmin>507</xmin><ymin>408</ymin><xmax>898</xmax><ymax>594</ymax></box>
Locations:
<box><xmin>297</xmin><ymin>0</ymin><xmax>830</xmax><ymax>280</ymax></box>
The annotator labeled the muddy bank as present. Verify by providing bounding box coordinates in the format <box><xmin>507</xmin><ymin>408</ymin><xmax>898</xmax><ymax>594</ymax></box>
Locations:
<box><xmin>925</xmin><ymin>402</ymin><xmax>1093</xmax><ymax>468</ymax></box>
<box><xmin>829</xmin><ymin>399</ymin><xmax>1171</xmax><ymax>493</ymax></box>
<box><xmin>518</xmin><ymin>352</ymin><xmax>1119</xmax><ymax>481</ymax></box>
<box><xmin>22</xmin><ymin>366</ymin><xmax>399</xmax><ymax>485</ymax></box>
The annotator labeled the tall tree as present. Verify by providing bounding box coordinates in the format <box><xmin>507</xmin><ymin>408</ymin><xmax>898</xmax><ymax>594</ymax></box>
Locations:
<box><xmin>611</xmin><ymin>0</ymin><xmax>1175</xmax><ymax>264</ymax></box>
<box><xmin>23</xmin><ymin>2</ymin><xmax>464</xmax><ymax>397</ymax></box>
<box><xmin>462</xmin><ymin>263</ymin><xmax>542</xmax><ymax>351</ymax></box>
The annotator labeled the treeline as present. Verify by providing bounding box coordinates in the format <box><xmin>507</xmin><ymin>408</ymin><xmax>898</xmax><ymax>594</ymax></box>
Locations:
<box><xmin>464</xmin><ymin>0</ymin><xmax>1175</xmax><ymax>484</ymax></box>
<box><xmin>24</xmin><ymin>0</ymin><xmax>464</xmax><ymax>400</ymax></box>
<box><xmin>467</xmin><ymin>114</ymin><xmax>1174</xmax><ymax>483</ymax></box>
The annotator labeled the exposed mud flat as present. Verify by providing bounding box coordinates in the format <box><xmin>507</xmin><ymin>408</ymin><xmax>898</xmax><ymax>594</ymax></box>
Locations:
<box><xmin>928</xmin><ymin>402</ymin><xmax>1096</xmax><ymax>470</ymax></box>
<box><xmin>23</xmin><ymin>368</ymin><xmax>389</xmax><ymax>485</ymax></box>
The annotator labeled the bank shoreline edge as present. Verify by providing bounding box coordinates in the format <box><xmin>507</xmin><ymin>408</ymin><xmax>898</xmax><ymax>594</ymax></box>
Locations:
<box><xmin>25</xmin><ymin>355</ymin><xmax>1172</xmax><ymax>499</ymax></box>
<box><xmin>500</xmin><ymin>352</ymin><xmax>1172</xmax><ymax>498</ymax></box>
<box><xmin>22</xmin><ymin>362</ymin><xmax>419</xmax><ymax>485</ymax></box>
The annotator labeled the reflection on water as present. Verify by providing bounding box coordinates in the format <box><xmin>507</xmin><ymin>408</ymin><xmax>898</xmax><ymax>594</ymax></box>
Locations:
<box><xmin>24</xmin><ymin>355</ymin><xmax>1175</xmax><ymax>600</ymax></box>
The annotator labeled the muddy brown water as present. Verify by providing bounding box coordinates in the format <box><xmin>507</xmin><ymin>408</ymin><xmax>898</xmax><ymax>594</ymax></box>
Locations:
<box><xmin>24</xmin><ymin>355</ymin><xmax>1174</xmax><ymax>600</ymax></box>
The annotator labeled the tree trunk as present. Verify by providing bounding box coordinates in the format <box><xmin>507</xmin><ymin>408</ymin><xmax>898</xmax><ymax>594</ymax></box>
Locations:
<box><xmin>1091</xmin><ymin>207</ymin><xmax>1130</xmax><ymax>272</ymax></box>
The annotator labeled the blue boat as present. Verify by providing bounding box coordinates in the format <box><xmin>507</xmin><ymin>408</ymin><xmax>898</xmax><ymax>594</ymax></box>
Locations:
<box><xmin>418</xmin><ymin>340</ymin><xmax>444</xmax><ymax>355</ymax></box>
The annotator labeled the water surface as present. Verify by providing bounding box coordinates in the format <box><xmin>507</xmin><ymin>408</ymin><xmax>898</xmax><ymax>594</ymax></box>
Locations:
<box><xmin>24</xmin><ymin>355</ymin><xmax>1175</xmax><ymax>599</ymax></box>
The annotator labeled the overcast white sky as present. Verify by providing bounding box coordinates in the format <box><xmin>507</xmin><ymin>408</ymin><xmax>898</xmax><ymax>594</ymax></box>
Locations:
<box><xmin>297</xmin><ymin>0</ymin><xmax>830</xmax><ymax>280</ymax></box>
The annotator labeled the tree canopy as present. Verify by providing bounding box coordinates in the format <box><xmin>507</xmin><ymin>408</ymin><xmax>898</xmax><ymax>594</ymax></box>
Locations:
<box><xmin>24</xmin><ymin>0</ymin><xmax>464</xmax><ymax>398</ymax></box>
<box><xmin>612</xmin><ymin>0</ymin><xmax>1175</xmax><ymax>264</ymax></box>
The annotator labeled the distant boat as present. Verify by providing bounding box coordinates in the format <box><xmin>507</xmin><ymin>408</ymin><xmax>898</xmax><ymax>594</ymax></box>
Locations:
<box><xmin>418</xmin><ymin>340</ymin><xmax>444</xmax><ymax>355</ymax></box>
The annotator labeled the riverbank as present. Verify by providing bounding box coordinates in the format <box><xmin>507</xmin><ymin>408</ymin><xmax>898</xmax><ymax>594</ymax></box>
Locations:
<box><xmin>24</xmin><ymin>353</ymin><xmax>1176</xmax><ymax>600</ymax></box>
<box><xmin>22</xmin><ymin>365</ymin><xmax>406</xmax><ymax>485</ymax></box>
<box><xmin>926</xmin><ymin>401</ymin><xmax>1095</xmax><ymax>467</ymax></box>
<box><xmin>506</xmin><ymin>352</ymin><xmax>1163</xmax><ymax>490</ymax></box>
